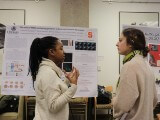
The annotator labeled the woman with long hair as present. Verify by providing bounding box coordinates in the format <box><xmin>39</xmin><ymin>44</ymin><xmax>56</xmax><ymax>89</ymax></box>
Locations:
<box><xmin>29</xmin><ymin>36</ymin><xmax>79</xmax><ymax>120</ymax></box>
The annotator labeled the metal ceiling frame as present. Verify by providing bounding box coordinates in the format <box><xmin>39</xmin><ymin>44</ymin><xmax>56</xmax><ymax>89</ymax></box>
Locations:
<box><xmin>102</xmin><ymin>0</ymin><xmax>160</xmax><ymax>3</ymax></box>
<box><xmin>0</xmin><ymin>0</ymin><xmax>46</xmax><ymax>2</ymax></box>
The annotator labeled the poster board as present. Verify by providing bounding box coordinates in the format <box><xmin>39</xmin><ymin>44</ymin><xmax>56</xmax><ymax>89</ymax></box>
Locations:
<box><xmin>1</xmin><ymin>25</ymin><xmax>98</xmax><ymax>97</ymax></box>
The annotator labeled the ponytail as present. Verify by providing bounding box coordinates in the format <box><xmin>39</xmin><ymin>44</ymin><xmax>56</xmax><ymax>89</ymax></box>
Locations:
<box><xmin>29</xmin><ymin>36</ymin><xmax>58</xmax><ymax>82</ymax></box>
<box><xmin>142</xmin><ymin>46</ymin><xmax>150</xmax><ymax>57</ymax></box>
<box><xmin>29</xmin><ymin>38</ymin><xmax>42</xmax><ymax>82</ymax></box>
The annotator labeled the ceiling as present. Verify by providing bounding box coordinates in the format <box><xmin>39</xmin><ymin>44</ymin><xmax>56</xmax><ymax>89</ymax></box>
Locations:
<box><xmin>119</xmin><ymin>0</ymin><xmax>160</xmax><ymax>1</ymax></box>
<box><xmin>102</xmin><ymin>0</ymin><xmax>160</xmax><ymax>3</ymax></box>
<box><xmin>0</xmin><ymin>0</ymin><xmax>45</xmax><ymax>2</ymax></box>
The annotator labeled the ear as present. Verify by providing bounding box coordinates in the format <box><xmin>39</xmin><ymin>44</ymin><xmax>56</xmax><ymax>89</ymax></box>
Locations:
<box><xmin>129</xmin><ymin>44</ymin><xmax>132</xmax><ymax>48</ymax></box>
<box><xmin>48</xmin><ymin>49</ymin><xmax>55</xmax><ymax>56</ymax></box>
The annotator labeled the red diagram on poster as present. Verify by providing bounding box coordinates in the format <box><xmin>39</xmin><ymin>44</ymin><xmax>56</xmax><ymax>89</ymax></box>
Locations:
<box><xmin>148</xmin><ymin>44</ymin><xmax>160</xmax><ymax>67</ymax></box>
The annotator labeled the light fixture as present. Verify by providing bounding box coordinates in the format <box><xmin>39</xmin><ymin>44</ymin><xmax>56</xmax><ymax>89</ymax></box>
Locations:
<box><xmin>102</xmin><ymin>0</ymin><xmax>160</xmax><ymax>3</ymax></box>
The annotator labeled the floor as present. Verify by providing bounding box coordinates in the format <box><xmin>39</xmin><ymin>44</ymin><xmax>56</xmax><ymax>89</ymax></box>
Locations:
<box><xmin>96</xmin><ymin>115</ymin><xmax>113</xmax><ymax>120</ymax></box>
<box><xmin>69</xmin><ymin>114</ymin><xmax>113</xmax><ymax>120</ymax></box>
<box><xmin>69</xmin><ymin>115</ymin><xmax>159</xmax><ymax>120</ymax></box>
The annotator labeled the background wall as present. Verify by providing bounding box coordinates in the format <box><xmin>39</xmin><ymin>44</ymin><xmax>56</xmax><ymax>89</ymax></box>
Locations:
<box><xmin>89</xmin><ymin>0</ymin><xmax>160</xmax><ymax>92</ymax></box>
<box><xmin>0</xmin><ymin>0</ymin><xmax>160</xmax><ymax>92</ymax></box>
<box><xmin>0</xmin><ymin>0</ymin><xmax>60</xmax><ymax>26</ymax></box>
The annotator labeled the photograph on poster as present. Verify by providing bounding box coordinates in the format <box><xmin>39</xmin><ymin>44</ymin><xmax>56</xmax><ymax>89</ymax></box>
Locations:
<box><xmin>62</xmin><ymin>53</ymin><xmax>72</xmax><ymax>72</ymax></box>
<box><xmin>63</xmin><ymin>63</ymin><xmax>72</xmax><ymax>72</ymax></box>
<box><xmin>75</xmin><ymin>41</ymin><xmax>96</xmax><ymax>51</ymax></box>
<box><xmin>61</xmin><ymin>40</ymin><xmax>73</xmax><ymax>46</ymax></box>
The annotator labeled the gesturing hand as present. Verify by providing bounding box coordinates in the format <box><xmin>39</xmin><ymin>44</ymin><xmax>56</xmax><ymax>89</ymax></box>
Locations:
<box><xmin>64</xmin><ymin>67</ymin><xmax>79</xmax><ymax>85</ymax></box>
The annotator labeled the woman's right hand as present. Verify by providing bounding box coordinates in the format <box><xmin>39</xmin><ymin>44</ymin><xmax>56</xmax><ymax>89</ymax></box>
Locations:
<box><xmin>64</xmin><ymin>67</ymin><xmax>79</xmax><ymax>85</ymax></box>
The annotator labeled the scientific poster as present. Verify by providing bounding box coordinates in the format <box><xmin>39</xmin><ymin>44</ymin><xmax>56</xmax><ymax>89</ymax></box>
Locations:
<box><xmin>1</xmin><ymin>25</ymin><xmax>98</xmax><ymax>97</ymax></box>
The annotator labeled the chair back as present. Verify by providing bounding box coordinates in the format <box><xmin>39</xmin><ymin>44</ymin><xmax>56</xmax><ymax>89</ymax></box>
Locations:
<box><xmin>69</xmin><ymin>97</ymin><xmax>88</xmax><ymax>120</ymax></box>
<box><xmin>0</xmin><ymin>85</ymin><xmax>24</xmax><ymax>120</ymax></box>
<box><xmin>17</xmin><ymin>96</ymin><xmax>24</xmax><ymax>120</ymax></box>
